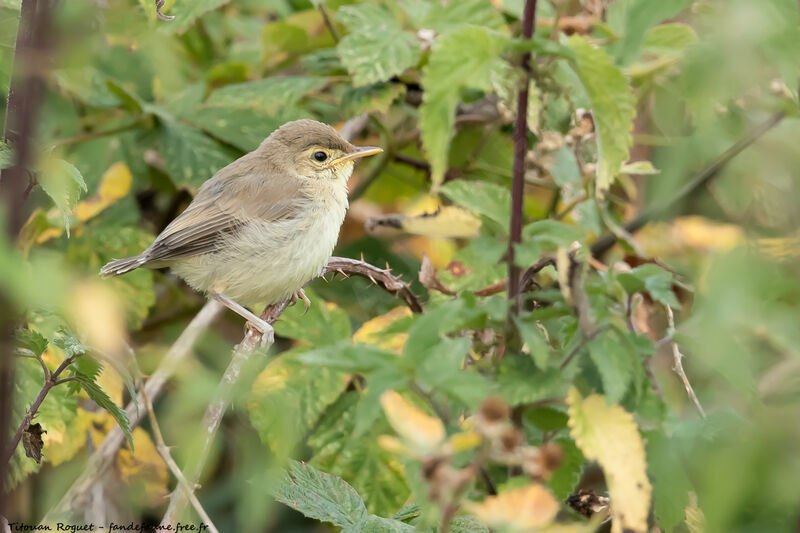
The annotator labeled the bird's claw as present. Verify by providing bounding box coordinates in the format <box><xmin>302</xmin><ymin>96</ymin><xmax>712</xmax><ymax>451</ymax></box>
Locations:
<box><xmin>291</xmin><ymin>289</ymin><xmax>311</xmax><ymax>315</ymax></box>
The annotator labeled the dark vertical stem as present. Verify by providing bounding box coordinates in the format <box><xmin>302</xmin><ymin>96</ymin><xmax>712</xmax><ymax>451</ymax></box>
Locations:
<box><xmin>507</xmin><ymin>0</ymin><xmax>537</xmax><ymax>315</ymax></box>
<box><xmin>0</xmin><ymin>0</ymin><xmax>55</xmax><ymax>514</ymax></box>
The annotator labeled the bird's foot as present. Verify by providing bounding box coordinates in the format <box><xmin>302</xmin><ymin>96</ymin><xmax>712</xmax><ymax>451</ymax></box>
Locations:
<box><xmin>246</xmin><ymin>318</ymin><xmax>275</xmax><ymax>347</ymax></box>
<box><xmin>291</xmin><ymin>288</ymin><xmax>311</xmax><ymax>315</ymax></box>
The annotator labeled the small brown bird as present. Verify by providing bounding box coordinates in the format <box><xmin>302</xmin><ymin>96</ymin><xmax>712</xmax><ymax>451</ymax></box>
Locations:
<box><xmin>101</xmin><ymin>119</ymin><xmax>381</xmax><ymax>343</ymax></box>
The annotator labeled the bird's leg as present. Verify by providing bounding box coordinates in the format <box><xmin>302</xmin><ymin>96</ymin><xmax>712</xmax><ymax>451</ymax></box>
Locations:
<box><xmin>209</xmin><ymin>292</ymin><xmax>274</xmax><ymax>347</ymax></box>
<box><xmin>291</xmin><ymin>288</ymin><xmax>311</xmax><ymax>315</ymax></box>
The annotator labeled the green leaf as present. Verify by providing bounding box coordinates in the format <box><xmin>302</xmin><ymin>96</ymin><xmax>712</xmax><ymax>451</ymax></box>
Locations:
<box><xmin>336</xmin><ymin>5</ymin><xmax>421</xmax><ymax>87</ymax></box>
<box><xmin>646</xmin><ymin>431</ymin><xmax>691</xmax><ymax>532</ymax></box>
<box><xmin>273</xmin><ymin>290</ymin><xmax>351</xmax><ymax>345</ymax></box>
<box><xmin>548</xmin><ymin>438</ymin><xmax>584</xmax><ymax>500</ymax></box>
<box><xmin>617</xmin><ymin>264</ymin><xmax>680</xmax><ymax>309</ymax></box>
<box><xmin>310</xmin><ymin>392</ymin><xmax>409</xmax><ymax>516</ymax></box>
<box><xmin>205</xmin><ymin>76</ymin><xmax>326</xmax><ymax>113</ymax></box>
<box><xmin>15</xmin><ymin>329</ymin><xmax>48</xmax><ymax>357</ymax></box>
<box><xmin>37</xmin><ymin>158</ymin><xmax>87</xmax><ymax>237</ymax></box>
<box><xmin>272</xmin><ymin>460</ymin><xmax>368</xmax><ymax>528</ymax></box>
<box><xmin>164</xmin><ymin>0</ymin><xmax>230</xmax><ymax>34</ymax></box>
<box><xmin>550</xmin><ymin>146</ymin><xmax>581</xmax><ymax>186</ymax></box>
<box><xmin>52</xmin><ymin>330</ymin><xmax>89</xmax><ymax>358</ymax></box>
<box><xmin>449</xmin><ymin>516</ymin><xmax>490</xmax><ymax>533</ymax></box>
<box><xmin>161</xmin><ymin>120</ymin><xmax>235</xmax><ymax>189</ymax></box>
<box><xmin>496</xmin><ymin>357</ymin><xmax>566</xmax><ymax>406</ymax></box>
<box><xmin>607</xmin><ymin>0</ymin><xmax>693</xmax><ymax>65</ymax></box>
<box><xmin>566</xmin><ymin>35</ymin><xmax>635</xmax><ymax>193</ymax></box>
<box><xmin>248</xmin><ymin>349</ymin><xmax>348</xmax><ymax>457</ymax></box>
<box><xmin>420</xmin><ymin>26</ymin><xmax>507</xmax><ymax>188</ymax></box>
<box><xmin>406</xmin><ymin>0</ymin><xmax>507</xmax><ymax>34</ymax></box>
<box><xmin>642</xmin><ymin>23</ymin><xmax>698</xmax><ymax>55</ymax></box>
<box><xmin>514</xmin><ymin>315</ymin><xmax>550</xmax><ymax>370</ymax></box>
<box><xmin>192</xmin><ymin>105</ymin><xmax>305</xmax><ymax>152</ymax></box>
<box><xmin>0</xmin><ymin>140</ymin><xmax>12</xmax><ymax>169</ymax></box>
<box><xmin>588</xmin><ymin>330</ymin><xmax>638</xmax><ymax>404</ymax></box>
<box><xmin>440</xmin><ymin>180</ymin><xmax>511</xmax><ymax>233</ymax></box>
<box><xmin>73</xmin><ymin>372</ymin><xmax>133</xmax><ymax>450</ymax></box>
<box><xmin>343</xmin><ymin>515</ymin><xmax>416</xmax><ymax>533</ymax></box>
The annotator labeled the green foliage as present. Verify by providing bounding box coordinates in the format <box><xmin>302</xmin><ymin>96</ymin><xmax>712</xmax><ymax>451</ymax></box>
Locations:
<box><xmin>3</xmin><ymin>0</ymin><xmax>800</xmax><ymax>531</ymax></box>
<box><xmin>420</xmin><ymin>26</ymin><xmax>507</xmax><ymax>188</ymax></box>
<box><xmin>566</xmin><ymin>35</ymin><xmax>636</xmax><ymax>193</ymax></box>
<box><xmin>336</xmin><ymin>4</ymin><xmax>421</xmax><ymax>87</ymax></box>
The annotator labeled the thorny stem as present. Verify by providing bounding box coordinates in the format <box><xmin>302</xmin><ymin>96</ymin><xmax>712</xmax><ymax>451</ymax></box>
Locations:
<box><xmin>507</xmin><ymin>0</ymin><xmax>538</xmax><ymax>315</ymax></box>
<box><xmin>665</xmin><ymin>305</ymin><xmax>706</xmax><ymax>418</ymax></box>
<box><xmin>2</xmin><ymin>353</ymin><xmax>80</xmax><ymax>467</ymax></box>
<box><xmin>141</xmin><ymin>385</ymin><xmax>220</xmax><ymax>533</ymax></box>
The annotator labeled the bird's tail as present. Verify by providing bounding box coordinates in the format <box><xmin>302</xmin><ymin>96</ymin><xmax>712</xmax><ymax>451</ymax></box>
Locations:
<box><xmin>100</xmin><ymin>255</ymin><xmax>147</xmax><ymax>278</ymax></box>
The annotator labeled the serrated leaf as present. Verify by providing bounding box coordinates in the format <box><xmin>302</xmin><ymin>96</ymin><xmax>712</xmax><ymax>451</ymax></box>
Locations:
<box><xmin>336</xmin><ymin>4</ymin><xmax>421</xmax><ymax>87</ymax></box>
<box><xmin>566</xmin><ymin>36</ymin><xmax>635</xmax><ymax>193</ymax></box>
<box><xmin>52</xmin><ymin>330</ymin><xmax>89</xmax><ymax>358</ymax></box>
<box><xmin>548</xmin><ymin>438</ymin><xmax>584</xmax><ymax>500</ymax></box>
<box><xmin>272</xmin><ymin>460</ymin><xmax>368</xmax><ymax>528</ymax></box>
<box><xmin>551</xmin><ymin>146</ymin><xmax>581</xmax><ymax>186</ymax></box>
<box><xmin>343</xmin><ymin>515</ymin><xmax>416</xmax><ymax>533</ymax></box>
<box><xmin>497</xmin><ymin>357</ymin><xmax>566</xmax><ymax>406</ymax></box>
<box><xmin>205</xmin><ymin>76</ymin><xmax>326</xmax><ymax>112</ymax></box>
<box><xmin>37</xmin><ymin>158</ymin><xmax>87</xmax><ymax>237</ymax></box>
<box><xmin>588</xmin><ymin>330</ymin><xmax>638</xmax><ymax>404</ymax></box>
<box><xmin>440</xmin><ymin>180</ymin><xmax>511</xmax><ymax>233</ymax></box>
<box><xmin>192</xmin><ymin>105</ymin><xmax>306</xmax><ymax>152</ymax></box>
<box><xmin>567</xmin><ymin>388</ymin><xmax>651</xmax><ymax>533</ymax></box>
<box><xmin>420</xmin><ymin>26</ymin><xmax>507</xmax><ymax>188</ymax></box>
<box><xmin>310</xmin><ymin>392</ymin><xmax>409</xmax><ymax>516</ymax></box>
<box><xmin>248</xmin><ymin>349</ymin><xmax>348</xmax><ymax>457</ymax></box>
<box><xmin>163</xmin><ymin>0</ymin><xmax>230</xmax><ymax>34</ymax></box>
<box><xmin>161</xmin><ymin>120</ymin><xmax>234</xmax><ymax>189</ymax></box>
<box><xmin>16</xmin><ymin>329</ymin><xmax>48</xmax><ymax>357</ymax></box>
<box><xmin>73</xmin><ymin>372</ymin><xmax>133</xmax><ymax>450</ymax></box>
<box><xmin>412</xmin><ymin>0</ymin><xmax>507</xmax><ymax>34</ymax></box>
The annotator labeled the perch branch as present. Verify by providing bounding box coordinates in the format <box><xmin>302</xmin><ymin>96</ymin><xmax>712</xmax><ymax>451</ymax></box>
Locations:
<box><xmin>507</xmin><ymin>0</ymin><xmax>538</xmax><ymax>315</ymax></box>
<box><xmin>160</xmin><ymin>299</ymin><xmax>291</xmax><ymax>526</ymax></box>
<box><xmin>43</xmin><ymin>300</ymin><xmax>223</xmax><ymax>521</ymax></box>
<box><xmin>665</xmin><ymin>305</ymin><xmax>706</xmax><ymax>418</ymax></box>
<box><xmin>325</xmin><ymin>257</ymin><xmax>423</xmax><ymax>313</ymax></box>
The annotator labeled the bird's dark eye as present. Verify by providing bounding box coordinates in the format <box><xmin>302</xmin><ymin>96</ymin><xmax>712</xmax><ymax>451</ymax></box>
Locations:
<box><xmin>313</xmin><ymin>151</ymin><xmax>328</xmax><ymax>162</ymax></box>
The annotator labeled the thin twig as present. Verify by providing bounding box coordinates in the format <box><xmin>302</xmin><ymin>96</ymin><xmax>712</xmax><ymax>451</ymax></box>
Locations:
<box><xmin>160</xmin><ymin>299</ymin><xmax>290</xmax><ymax>526</ymax></box>
<box><xmin>318</xmin><ymin>3</ymin><xmax>339</xmax><ymax>42</ymax></box>
<box><xmin>665</xmin><ymin>306</ymin><xmax>706</xmax><ymax>418</ymax></box>
<box><xmin>43</xmin><ymin>300</ymin><xmax>223</xmax><ymax>522</ymax></box>
<box><xmin>507</xmin><ymin>0</ymin><xmax>538</xmax><ymax>315</ymax></box>
<box><xmin>155</xmin><ymin>0</ymin><xmax>174</xmax><ymax>21</ymax></box>
<box><xmin>50</xmin><ymin>121</ymin><xmax>142</xmax><ymax>148</ymax></box>
<box><xmin>141</xmin><ymin>385</ymin><xmax>220</xmax><ymax>533</ymax></box>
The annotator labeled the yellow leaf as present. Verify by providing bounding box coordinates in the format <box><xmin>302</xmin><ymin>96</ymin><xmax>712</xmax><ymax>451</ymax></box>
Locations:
<box><xmin>380</xmin><ymin>390</ymin><xmax>445</xmax><ymax>453</ymax></box>
<box><xmin>68</xmin><ymin>281</ymin><xmax>128</xmax><ymax>358</ymax></box>
<box><xmin>45</xmin><ymin>409</ymin><xmax>111</xmax><ymax>466</ymax></box>
<box><xmin>117</xmin><ymin>427</ymin><xmax>169</xmax><ymax>505</ymax></box>
<box><xmin>567</xmin><ymin>388</ymin><xmax>651</xmax><ymax>533</ymax></box>
<box><xmin>684</xmin><ymin>492</ymin><xmax>705</xmax><ymax>533</ymax></box>
<box><xmin>353</xmin><ymin>306</ymin><xmax>411</xmax><ymax>353</ymax></box>
<box><xmin>467</xmin><ymin>484</ymin><xmax>559</xmax><ymax>531</ymax></box>
<box><xmin>446</xmin><ymin>431</ymin><xmax>481</xmax><ymax>453</ymax></box>
<box><xmin>74</xmin><ymin>162</ymin><xmax>132</xmax><ymax>222</ymax></box>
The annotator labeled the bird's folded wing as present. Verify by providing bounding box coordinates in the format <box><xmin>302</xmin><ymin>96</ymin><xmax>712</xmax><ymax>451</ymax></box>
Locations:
<box><xmin>143</xmin><ymin>170</ymin><xmax>307</xmax><ymax>263</ymax></box>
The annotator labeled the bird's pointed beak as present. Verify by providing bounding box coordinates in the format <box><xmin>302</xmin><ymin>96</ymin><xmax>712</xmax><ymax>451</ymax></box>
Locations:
<box><xmin>337</xmin><ymin>145</ymin><xmax>383</xmax><ymax>163</ymax></box>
